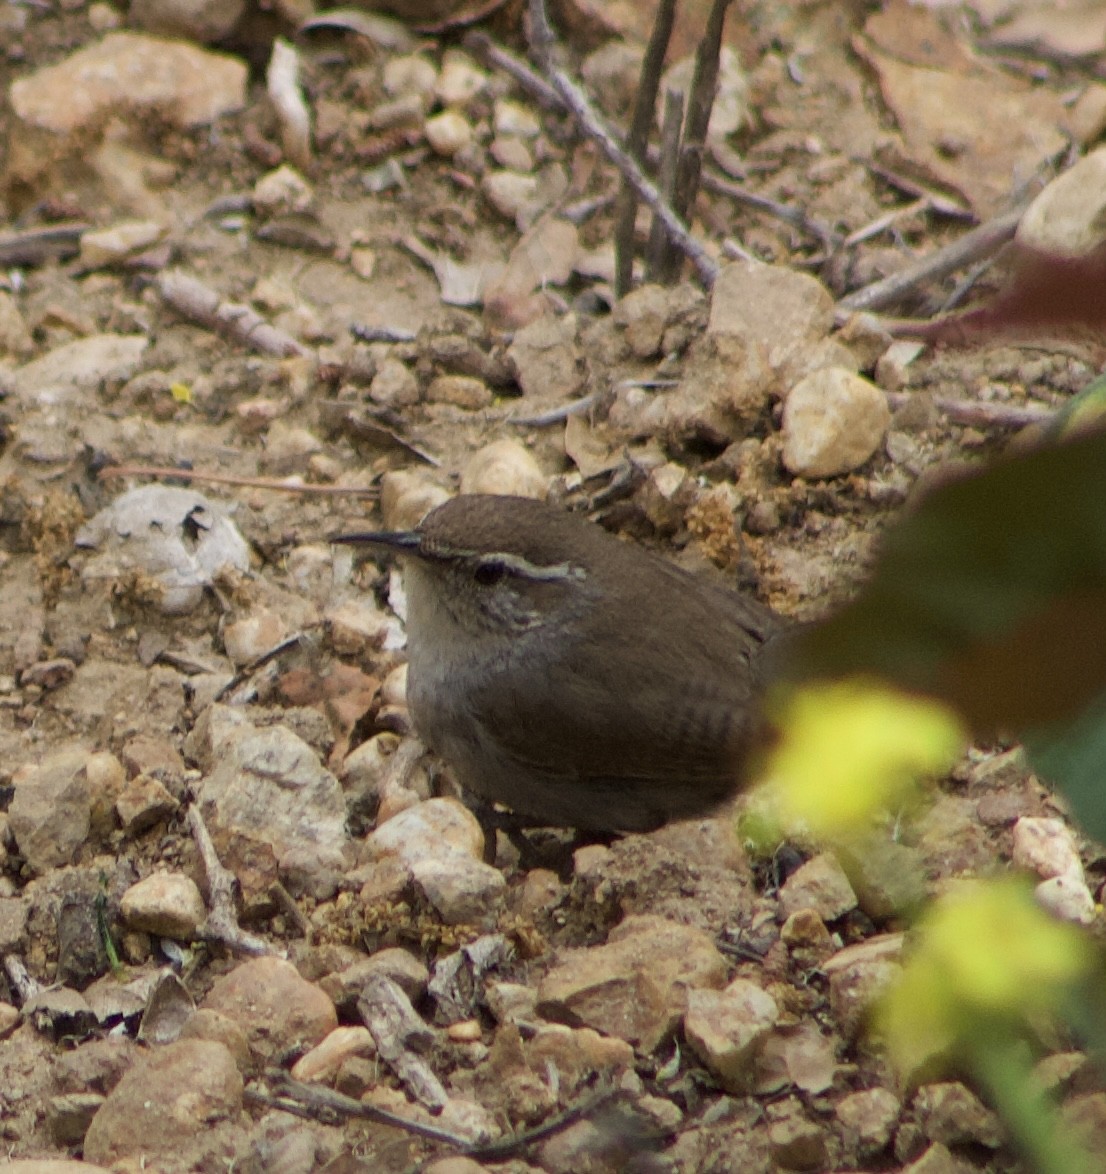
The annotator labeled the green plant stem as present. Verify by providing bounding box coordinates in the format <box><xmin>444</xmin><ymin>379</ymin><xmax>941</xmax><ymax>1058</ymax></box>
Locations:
<box><xmin>967</xmin><ymin>1028</ymin><xmax>1093</xmax><ymax>1174</ymax></box>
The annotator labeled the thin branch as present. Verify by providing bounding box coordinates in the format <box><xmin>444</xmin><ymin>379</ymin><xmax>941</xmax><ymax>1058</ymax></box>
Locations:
<box><xmin>188</xmin><ymin>806</ymin><xmax>273</xmax><ymax>957</ymax></box>
<box><xmin>645</xmin><ymin>88</ymin><xmax>686</xmax><ymax>281</ymax></box>
<box><xmin>461</xmin><ymin>30</ymin><xmax>562</xmax><ymax>110</ymax></box>
<box><xmin>614</xmin><ymin>0</ymin><xmax>678</xmax><ymax>297</ymax></box>
<box><xmin>885</xmin><ymin>392</ymin><xmax>1052</xmax><ymax>430</ymax></box>
<box><xmin>659</xmin><ymin>0</ymin><xmax>734</xmax><ymax>280</ymax></box>
<box><xmin>525</xmin><ymin>0</ymin><xmax>718</xmax><ymax>288</ymax></box>
<box><xmin>835</xmin><ymin>209</ymin><xmax>1023</xmax><ymax>317</ymax></box>
<box><xmin>99</xmin><ymin>465</ymin><xmax>377</xmax><ymax>496</ymax></box>
<box><xmin>702</xmin><ymin>171</ymin><xmax>839</xmax><ymax>250</ymax></box>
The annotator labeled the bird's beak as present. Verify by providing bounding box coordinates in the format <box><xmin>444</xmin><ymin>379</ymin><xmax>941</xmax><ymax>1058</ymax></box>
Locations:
<box><xmin>330</xmin><ymin>530</ymin><xmax>422</xmax><ymax>556</ymax></box>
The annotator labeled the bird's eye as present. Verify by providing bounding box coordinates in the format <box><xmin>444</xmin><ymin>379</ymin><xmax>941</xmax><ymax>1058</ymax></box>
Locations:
<box><xmin>473</xmin><ymin>561</ymin><xmax>508</xmax><ymax>587</ymax></box>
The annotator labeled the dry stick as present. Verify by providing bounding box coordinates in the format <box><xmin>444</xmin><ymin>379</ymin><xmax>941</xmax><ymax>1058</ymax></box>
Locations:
<box><xmin>157</xmin><ymin>270</ymin><xmax>309</xmax><ymax>357</ymax></box>
<box><xmin>644</xmin><ymin>88</ymin><xmax>687</xmax><ymax>280</ymax></box>
<box><xmin>656</xmin><ymin>0</ymin><xmax>734</xmax><ymax>282</ymax></box>
<box><xmin>525</xmin><ymin>0</ymin><xmax>719</xmax><ymax>288</ymax></box>
<box><xmin>252</xmin><ymin>1075</ymin><xmax>470</xmax><ymax>1147</ymax></box>
<box><xmin>461</xmin><ymin>30</ymin><xmax>562</xmax><ymax>110</ymax></box>
<box><xmin>844</xmin><ymin>197</ymin><xmax>930</xmax><ymax>248</ymax></box>
<box><xmin>256</xmin><ymin>1074</ymin><xmax>629</xmax><ymax>1163</ymax></box>
<box><xmin>701</xmin><ymin>171</ymin><xmax>838</xmax><ymax>250</ymax></box>
<box><xmin>187</xmin><ymin>807</ymin><xmax>273</xmax><ymax>957</ymax></box>
<box><xmin>0</xmin><ymin>222</ymin><xmax>88</xmax><ymax>266</ymax></box>
<box><xmin>835</xmin><ymin>208</ymin><xmax>1023</xmax><ymax>317</ymax></box>
<box><xmin>613</xmin><ymin>0</ymin><xmax>678</xmax><ymax>298</ymax></box>
<box><xmin>100</xmin><ymin>464</ymin><xmax>376</xmax><ymax>496</ymax></box>
<box><xmin>886</xmin><ymin>392</ymin><xmax>1052</xmax><ymax>430</ymax></box>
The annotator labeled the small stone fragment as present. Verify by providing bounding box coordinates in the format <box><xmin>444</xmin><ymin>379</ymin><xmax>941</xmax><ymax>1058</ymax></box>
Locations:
<box><xmin>460</xmin><ymin>439</ymin><xmax>547</xmax><ymax>498</ymax></box>
<box><xmin>779</xmin><ymin>852</ymin><xmax>858</xmax><ymax>922</ymax></box>
<box><xmin>684</xmin><ymin>978</ymin><xmax>780</xmax><ymax>1092</ymax></box>
<box><xmin>202</xmin><ymin>956</ymin><xmax>337</xmax><ymax>1060</ymax></box>
<box><xmin>782</xmin><ymin>367</ymin><xmax>891</xmax><ymax>478</ymax></box>
<box><xmin>425</xmin><ymin>110</ymin><xmax>473</xmax><ymax>157</ymax></box>
<box><xmin>83</xmin><ymin>1039</ymin><xmax>242</xmax><ymax>1165</ymax></box>
<box><xmin>837</xmin><ymin>1086</ymin><xmax>901</xmax><ymax>1157</ymax></box>
<box><xmin>120</xmin><ymin>873</ymin><xmax>205</xmax><ymax>940</ymax></box>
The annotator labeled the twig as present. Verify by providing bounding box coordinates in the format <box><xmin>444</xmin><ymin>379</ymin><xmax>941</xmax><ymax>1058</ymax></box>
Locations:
<box><xmin>187</xmin><ymin>806</ymin><xmax>273</xmax><ymax>957</ymax></box>
<box><xmin>267</xmin><ymin>38</ymin><xmax>312</xmax><ymax>171</ymax></box>
<box><xmin>886</xmin><ymin>392</ymin><xmax>1052</xmax><ymax>430</ymax></box>
<box><xmin>461</xmin><ymin>30</ymin><xmax>562</xmax><ymax>110</ymax></box>
<box><xmin>508</xmin><ymin>392</ymin><xmax>597</xmax><ymax>426</ymax></box>
<box><xmin>99</xmin><ymin>464</ymin><xmax>377</xmax><ymax>496</ymax></box>
<box><xmin>657</xmin><ymin>0</ymin><xmax>734</xmax><ymax>281</ymax></box>
<box><xmin>157</xmin><ymin>270</ymin><xmax>310</xmax><ymax>357</ymax></box>
<box><xmin>843</xmin><ymin>197</ymin><xmax>930</xmax><ymax>248</ymax></box>
<box><xmin>3</xmin><ymin>953</ymin><xmax>42</xmax><ymax>1003</ymax></box>
<box><xmin>614</xmin><ymin>0</ymin><xmax>678</xmax><ymax>297</ymax></box>
<box><xmin>835</xmin><ymin>209</ymin><xmax>1023</xmax><ymax>316</ymax></box>
<box><xmin>358</xmin><ymin>973</ymin><xmax>449</xmax><ymax>1113</ymax></box>
<box><xmin>702</xmin><ymin>171</ymin><xmax>839</xmax><ymax>250</ymax></box>
<box><xmin>0</xmin><ymin>222</ymin><xmax>87</xmax><ymax>266</ymax></box>
<box><xmin>255</xmin><ymin>1072</ymin><xmax>630</xmax><ymax>1162</ymax></box>
<box><xmin>525</xmin><ymin>0</ymin><xmax>719</xmax><ymax>288</ymax></box>
<box><xmin>251</xmin><ymin>1075</ymin><xmax>470</xmax><ymax>1146</ymax></box>
<box><xmin>214</xmin><ymin>631</ymin><xmax>314</xmax><ymax>703</ymax></box>
<box><xmin>645</xmin><ymin>88</ymin><xmax>686</xmax><ymax>281</ymax></box>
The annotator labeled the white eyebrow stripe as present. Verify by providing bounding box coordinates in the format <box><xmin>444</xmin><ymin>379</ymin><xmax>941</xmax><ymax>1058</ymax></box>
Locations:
<box><xmin>474</xmin><ymin>553</ymin><xmax>586</xmax><ymax>582</ymax></box>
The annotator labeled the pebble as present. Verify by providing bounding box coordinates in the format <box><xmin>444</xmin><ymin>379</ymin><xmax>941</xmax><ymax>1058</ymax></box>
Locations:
<box><xmin>782</xmin><ymin>367</ymin><xmax>892</xmax><ymax>478</ymax></box>
<box><xmin>252</xmin><ymin>163</ymin><xmax>314</xmax><ymax>218</ymax></box>
<box><xmin>199</xmin><ymin>722</ymin><xmax>350</xmax><ymax>897</ymax></box>
<box><xmin>379</xmin><ymin>470</ymin><xmax>452</xmax><ymax>530</ymax></box>
<box><xmin>9</xmin><ymin>749</ymin><xmax>92</xmax><ymax>874</ymax></box>
<box><xmin>115</xmin><ymin>774</ymin><xmax>179</xmax><ymax>835</ymax></box>
<box><xmin>79</xmin><ymin>220</ymin><xmax>164</xmax><ymax>268</ymax></box>
<box><xmin>435</xmin><ymin>50</ymin><xmax>487</xmax><ymax>107</ymax></box>
<box><xmin>222</xmin><ymin>608</ymin><xmax>288</xmax><ymax>666</ymax></box>
<box><xmin>506</xmin><ymin>312</ymin><xmax>583</xmax><ymax>400</ymax></box>
<box><xmin>426</xmin><ymin>374</ymin><xmax>493</xmax><ymax>410</ymax></box>
<box><xmin>120</xmin><ymin>873</ymin><xmax>205</xmax><ymax>940</ymax></box>
<box><xmin>363</xmin><ymin>798</ymin><xmax>504</xmax><ymax>926</ymax></box>
<box><xmin>837</xmin><ymin>1086</ymin><xmax>901</xmax><ymax>1157</ymax></box>
<box><xmin>202</xmin><ymin>956</ymin><xmax>337</xmax><ymax>1060</ymax></box>
<box><xmin>538</xmin><ymin>914</ymin><xmax>728</xmax><ymax>1051</ymax></box>
<box><xmin>83</xmin><ymin>1040</ymin><xmax>242</xmax><ymax>1166</ymax></box>
<box><xmin>370</xmin><ymin>356</ymin><xmax>421</xmax><ymax>408</ymax></box>
<box><xmin>290</xmin><ymin>1025</ymin><xmax>375</xmax><ymax>1082</ymax></box>
<box><xmin>1017</xmin><ymin>145</ymin><xmax>1106</xmax><ymax>256</ymax></box>
<box><xmin>75</xmin><ymin>485</ymin><xmax>250</xmax><ymax>615</ymax></box>
<box><xmin>325</xmin><ymin>598</ymin><xmax>398</xmax><ymax>656</ymax></box>
<box><xmin>914</xmin><ymin>1081</ymin><xmax>1003</xmax><ymax>1149</ymax></box>
<box><xmin>460</xmin><ymin>439</ymin><xmax>547</xmax><ymax>498</ymax></box>
<box><xmin>424</xmin><ymin>110</ymin><xmax>473</xmax><ymax>157</ymax></box>
<box><xmin>493</xmin><ymin>99</ymin><xmax>540</xmax><ymax>138</ymax></box>
<box><xmin>129</xmin><ymin>0</ymin><xmax>245</xmax><ymax>43</ymax></box>
<box><xmin>7</xmin><ymin>33</ymin><xmax>246</xmax><ymax>188</ymax></box>
<box><xmin>10</xmin><ymin>333</ymin><xmax>148</xmax><ymax>408</ymax></box>
<box><xmin>382</xmin><ymin>54</ymin><xmax>438</xmax><ymax>103</ymax></box>
<box><xmin>684</xmin><ymin>978</ymin><xmax>780</xmax><ymax>1093</ymax></box>
<box><xmin>779</xmin><ymin>852</ymin><xmax>858</xmax><ymax>922</ymax></box>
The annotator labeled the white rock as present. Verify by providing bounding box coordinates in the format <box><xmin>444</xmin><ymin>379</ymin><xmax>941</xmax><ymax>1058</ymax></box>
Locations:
<box><xmin>1011</xmin><ymin>816</ymin><xmax>1083</xmax><ymax>880</ymax></box>
<box><xmin>120</xmin><ymin>873</ymin><xmax>206</xmax><ymax>939</ymax></box>
<box><xmin>75</xmin><ymin>486</ymin><xmax>251</xmax><ymax>615</ymax></box>
<box><xmin>290</xmin><ymin>1025</ymin><xmax>374</xmax><ymax>1082</ymax></box>
<box><xmin>80</xmin><ymin>220</ymin><xmax>165</xmax><ymax>267</ymax></box>
<box><xmin>460</xmin><ymin>439</ymin><xmax>547</xmax><ymax>498</ymax></box>
<box><xmin>379</xmin><ymin>471</ymin><xmax>451</xmax><ymax>531</ymax></box>
<box><xmin>435</xmin><ymin>51</ymin><xmax>487</xmax><ymax>107</ymax></box>
<box><xmin>252</xmin><ymin>164</ymin><xmax>314</xmax><ymax>217</ymax></box>
<box><xmin>1017</xmin><ymin>145</ymin><xmax>1106</xmax><ymax>256</ymax></box>
<box><xmin>382</xmin><ymin>54</ymin><xmax>437</xmax><ymax>101</ymax></box>
<box><xmin>366</xmin><ymin>797</ymin><xmax>484</xmax><ymax>863</ymax></box>
<box><xmin>222</xmin><ymin>609</ymin><xmax>288</xmax><ymax>666</ymax></box>
<box><xmin>781</xmin><ymin>367</ymin><xmax>891</xmax><ymax>478</ymax></box>
<box><xmin>494</xmin><ymin>99</ymin><xmax>541</xmax><ymax>138</ymax></box>
<box><xmin>425</xmin><ymin>110</ymin><xmax>473</xmax><ymax>157</ymax></box>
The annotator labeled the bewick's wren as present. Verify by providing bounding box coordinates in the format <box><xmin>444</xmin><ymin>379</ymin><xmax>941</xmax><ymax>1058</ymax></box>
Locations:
<box><xmin>334</xmin><ymin>495</ymin><xmax>782</xmax><ymax>833</ymax></box>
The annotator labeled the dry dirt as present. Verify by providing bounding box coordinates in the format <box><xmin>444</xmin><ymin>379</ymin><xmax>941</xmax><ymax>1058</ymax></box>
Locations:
<box><xmin>0</xmin><ymin>0</ymin><xmax>1102</xmax><ymax>1171</ymax></box>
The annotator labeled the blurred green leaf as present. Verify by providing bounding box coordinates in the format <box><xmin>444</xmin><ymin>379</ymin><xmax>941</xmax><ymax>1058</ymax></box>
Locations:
<box><xmin>788</xmin><ymin>425</ymin><xmax>1106</xmax><ymax>734</ymax></box>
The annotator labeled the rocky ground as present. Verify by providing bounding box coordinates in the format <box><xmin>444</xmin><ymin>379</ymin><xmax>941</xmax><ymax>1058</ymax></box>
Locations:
<box><xmin>0</xmin><ymin>0</ymin><xmax>1104</xmax><ymax>1171</ymax></box>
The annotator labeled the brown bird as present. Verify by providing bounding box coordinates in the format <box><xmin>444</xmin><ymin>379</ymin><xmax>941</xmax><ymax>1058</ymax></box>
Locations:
<box><xmin>334</xmin><ymin>494</ymin><xmax>782</xmax><ymax>833</ymax></box>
